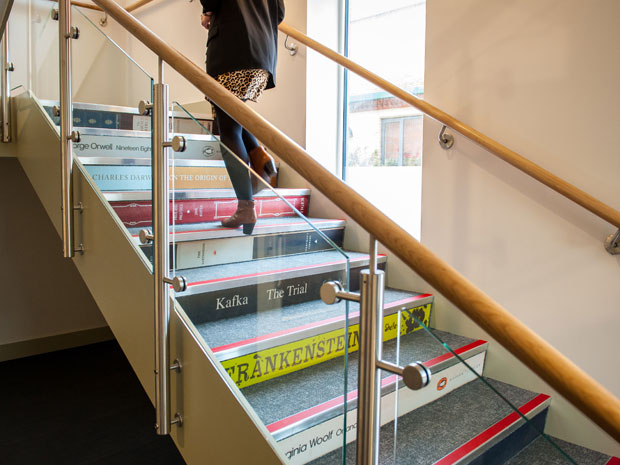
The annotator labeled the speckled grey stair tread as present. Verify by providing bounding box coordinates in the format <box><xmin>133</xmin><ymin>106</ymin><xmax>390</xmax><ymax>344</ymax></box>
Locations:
<box><xmin>243</xmin><ymin>329</ymin><xmax>475</xmax><ymax>426</ymax></box>
<box><xmin>310</xmin><ymin>379</ymin><xmax>540</xmax><ymax>465</ymax></box>
<box><xmin>178</xmin><ymin>250</ymin><xmax>370</xmax><ymax>284</ymax></box>
<box><xmin>504</xmin><ymin>435</ymin><xmax>611</xmax><ymax>465</ymax></box>
<box><xmin>196</xmin><ymin>288</ymin><xmax>418</xmax><ymax>349</ymax></box>
<box><xmin>127</xmin><ymin>216</ymin><xmax>341</xmax><ymax>236</ymax></box>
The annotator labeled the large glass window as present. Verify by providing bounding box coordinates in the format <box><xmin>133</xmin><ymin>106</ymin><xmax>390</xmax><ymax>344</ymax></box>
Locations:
<box><xmin>343</xmin><ymin>0</ymin><xmax>426</xmax><ymax>238</ymax></box>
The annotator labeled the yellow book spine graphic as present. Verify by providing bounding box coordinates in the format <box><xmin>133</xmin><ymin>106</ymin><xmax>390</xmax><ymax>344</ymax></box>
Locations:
<box><xmin>222</xmin><ymin>303</ymin><xmax>431</xmax><ymax>389</ymax></box>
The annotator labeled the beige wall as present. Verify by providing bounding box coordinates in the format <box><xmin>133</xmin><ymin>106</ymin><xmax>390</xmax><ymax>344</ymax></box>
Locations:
<box><xmin>419</xmin><ymin>0</ymin><xmax>620</xmax><ymax>455</ymax></box>
<box><xmin>0</xmin><ymin>158</ymin><xmax>106</xmax><ymax>350</ymax></box>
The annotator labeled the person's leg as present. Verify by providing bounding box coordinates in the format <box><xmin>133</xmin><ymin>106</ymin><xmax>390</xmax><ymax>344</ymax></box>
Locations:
<box><xmin>214</xmin><ymin>106</ymin><xmax>256</xmax><ymax>234</ymax></box>
<box><xmin>241</xmin><ymin>128</ymin><xmax>259</xmax><ymax>154</ymax></box>
<box><xmin>215</xmin><ymin>106</ymin><xmax>252</xmax><ymax>201</ymax></box>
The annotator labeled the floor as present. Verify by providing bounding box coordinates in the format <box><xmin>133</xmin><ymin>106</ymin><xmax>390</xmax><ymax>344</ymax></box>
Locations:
<box><xmin>0</xmin><ymin>340</ymin><xmax>186</xmax><ymax>465</ymax></box>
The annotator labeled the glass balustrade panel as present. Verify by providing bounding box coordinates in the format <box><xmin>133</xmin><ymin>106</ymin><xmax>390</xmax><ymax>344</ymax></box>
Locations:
<box><xmin>166</xmin><ymin>102</ymin><xmax>354</xmax><ymax>464</ymax></box>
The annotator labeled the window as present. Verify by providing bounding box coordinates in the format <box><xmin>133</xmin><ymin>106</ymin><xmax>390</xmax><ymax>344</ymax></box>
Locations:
<box><xmin>381</xmin><ymin>116</ymin><xmax>423</xmax><ymax>166</ymax></box>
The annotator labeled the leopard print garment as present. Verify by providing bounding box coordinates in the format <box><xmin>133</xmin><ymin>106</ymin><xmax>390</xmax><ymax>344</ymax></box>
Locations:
<box><xmin>216</xmin><ymin>68</ymin><xmax>270</xmax><ymax>103</ymax></box>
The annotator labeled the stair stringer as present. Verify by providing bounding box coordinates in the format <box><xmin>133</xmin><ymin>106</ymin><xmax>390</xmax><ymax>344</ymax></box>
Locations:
<box><xmin>15</xmin><ymin>91</ymin><xmax>285</xmax><ymax>465</ymax></box>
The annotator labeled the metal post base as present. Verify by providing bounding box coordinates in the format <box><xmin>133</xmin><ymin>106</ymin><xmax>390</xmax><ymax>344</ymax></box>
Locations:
<box><xmin>605</xmin><ymin>230</ymin><xmax>620</xmax><ymax>255</ymax></box>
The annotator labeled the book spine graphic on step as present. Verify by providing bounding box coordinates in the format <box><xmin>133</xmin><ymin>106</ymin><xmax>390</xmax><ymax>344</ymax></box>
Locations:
<box><xmin>111</xmin><ymin>195</ymin><xmax>309</xmax><ymax>227</ymax></box>
<box><xmin>276</xmin><ymin>351</ymin><xmax>486</xmax><ymax>465</ymax></box>
<box><xmin>169</xmin><ymin>228</ymin><xmax>344</xmax><ymax>269</ymax></box>
<box><xmin>84</xmin><ymin>165</ymin><xmax>231</xmax><ymax>191</ymax></box>
<box><xmin>178</xmin><ymin>263</ymin><xmax>385</xmax><ymax>324</ymax></box>
<box><xmin>73</xmin><ymin>133</ymin><xmax>221</xmax><ymax>160</ymax></box>
<box><xmin>221</xmin><ymin>303</ymin><xmax>431</xmax><ymax>389</ymax></box>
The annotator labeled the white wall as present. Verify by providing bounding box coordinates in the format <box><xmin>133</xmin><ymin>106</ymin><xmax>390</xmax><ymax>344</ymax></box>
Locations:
<box><xmin>420</xmin><ymin>0</ymin><xmax>620</xmax><ymax>455</ymax></box>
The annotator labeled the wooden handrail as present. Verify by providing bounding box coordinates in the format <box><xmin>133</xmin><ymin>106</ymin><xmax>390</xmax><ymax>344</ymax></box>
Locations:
<box><xmin>126</xmin><ymin>0</ymin><xmax>153</xmax><ymax>13</ymax></box>
<box><xmin>279</xmin><ymin>23</ymin><xmax>620</xmax><ymax>231</ymax></box>
<box><xmin>91</xmin><ymin>0</ymin><xmax>620</xmax><ymax>443</ymax></box>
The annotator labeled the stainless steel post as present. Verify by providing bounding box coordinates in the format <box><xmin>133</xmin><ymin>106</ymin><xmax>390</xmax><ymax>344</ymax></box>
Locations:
<box><xmin>1</xmin><ymin>23</ymin><xmax>12</xmax><ymax>143</ymax></box>
<box><xmin>59</xmin><ymin>0</ymin><xmax>74</xmax><ymax>257</ymax></box>
<box><xmin>356</xmin><ymin>236</ymin><xmax>384</xmax><ymax>465</ymax></box>
<box><xmin>153</xmin><ymin>81</ymin><xmax>172</xmax><ymax>435</ymax></box>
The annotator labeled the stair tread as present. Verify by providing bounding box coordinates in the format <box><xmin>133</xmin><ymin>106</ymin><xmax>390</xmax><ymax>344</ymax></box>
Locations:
<box><xmin>309</xmin><ymin>378</ymin><xmax>542</xmax><ymax>465</ymax></box>
<box><xmin>128</xmin><ymin>217</ymin><xmax>344</xmax><ymax>238</ymax></box>
<box><xmin>179</xmin><ymin>250</ymin><xmax>377</xmax><ymax>287</ymax></box>
<box><xmin>105</xmin><ymin>188</ymin><xmax>310</xmax><ymax>202</ymax></box>
<box><xmin>197</xmin><ymin>288</ymin><xmax>421</xmax><ymax>350</ymax></box>
<box><xmin>243</xmin><ymin>329</ymin><xmax>476</xmax><ymax>427</ymax></box>
<box><xmin>504</xmin><ymin>435</ymin><xmax>612</xmax><ymax>465</ymax></box>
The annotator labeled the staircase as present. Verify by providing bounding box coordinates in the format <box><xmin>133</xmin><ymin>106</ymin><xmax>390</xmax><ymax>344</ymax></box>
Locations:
<box><xmin>12</xmin><ymin>93</ymin><xmax>618</xmax><ymax>464</ymax></box>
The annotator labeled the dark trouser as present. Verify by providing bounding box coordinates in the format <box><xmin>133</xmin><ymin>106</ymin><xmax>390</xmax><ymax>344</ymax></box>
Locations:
<box><xmin>214</xmin><ymin>106</ymin><xmax>259</xmax><ymax>201</ymax></box>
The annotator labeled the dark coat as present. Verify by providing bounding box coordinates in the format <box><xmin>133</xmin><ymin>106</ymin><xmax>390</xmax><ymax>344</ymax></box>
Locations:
<box><xmin>200</xmin><ymin>0</ymin><xmax>285</xmax><ymax>89</ymax></box>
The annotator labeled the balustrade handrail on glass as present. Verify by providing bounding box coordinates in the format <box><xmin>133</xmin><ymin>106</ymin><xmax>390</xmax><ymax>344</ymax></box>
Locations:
<box><xmin>89</xmin><ymin>0</ymin><xmax>620</xmax><ymax>444</ymax></box>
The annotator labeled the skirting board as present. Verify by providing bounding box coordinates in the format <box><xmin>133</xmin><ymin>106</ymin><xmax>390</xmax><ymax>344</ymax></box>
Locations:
<box><xmin>0</xmin><ymin>326</ymin><xmax>114</xmax><ymax>362</ymax></box>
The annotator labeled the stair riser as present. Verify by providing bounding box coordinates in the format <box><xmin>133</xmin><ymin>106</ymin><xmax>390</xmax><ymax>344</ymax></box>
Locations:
<box><xmin>139</xmin><ymin>228</ymin><xmax>344</xmax><ymax>269</ymax></box>
<box><xmin>220</xmin><ymin>302</ymin><xmax>432</xmax><ymax>389</ymax></box>
<box><xmin>178</xmin><ymin>262</ymin><xmax>386</xmax><ymax>324</ymax></box>
<box><xmin>275</xmin><ymin>351</ymin><xmax>487</xmax><ymax>465</ymax></box>
<box><xmin>466</xmin><ymin>410</ymin><xmax>547</xmax><ymax>465</ymax></box>
<box><xmin>75</xmin><ymin>133</ymin><xmax>222</xmax><ymax>160</ymax></box>
<box><xmin>43</xmin><ymin>104</ymin><xmax>213</xmax><ymax>136</ymax></box>
<box><xmin>84</xmin><ymin>164</ymin><xmax>232</xmax><ymax>190</ymax></box>
<box><xmin>112</xmin><ymin>194</ymin><xmax>309</xmax><ymax>227</ymax></box>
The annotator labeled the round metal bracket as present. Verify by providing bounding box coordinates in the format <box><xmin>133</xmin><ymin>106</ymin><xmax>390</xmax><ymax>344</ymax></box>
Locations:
<box><xmin>74</xmin><ymin>243</ymin><xmax>85</xmax><ymax>255</ymax></box>
<box><xmin>167</xmin><ymin>275</ymin><xmax>187</xmax><ymax>293</ymax></box>
<box><xmin>99</xmin><ymin>13</ymin><xmax>108</xmax><ymax>27</ymax></box>
<box><xmin>170</xmin><ymin>359</ymin><xmax>182</xmax><ymax>373</ymax></box>
<box><xmin>171</xmin><ymin>135</ymin><xmax>186</xmax><ymax>153</ymax></box>
<box><xmin>51</xmin><ymin>9</ymin><xmax>59</xmax><ymax>21</ymax></box>
<box><xmin>138</xmin><ymin>100</ymin><xmax>153</xmax><ymax>116</ymax></box>
<box><xmin>171</xmin><ymin>412</ymin><xmax>183</xmax><ymax>427</ymax></box>
<box><xmin>138</xmin><ymin>229</ymin><xmax>153</xmax><ymax>244</ymax></box>
<box><xmin>68</xmin><ymin>130</ymin><xmax>81</xmax><ymax>143</ymax></box>
<box><xmin>402</xmin><ymin>362</ymin><xmax>431</xmax><ymax>390</ymax></box>
<box><xmin>438</xmin><ymin>125</ymin><xmax>454</xmax><ymax>150</ymax></box>
<box><xmin>52</xmin><ymin>105</ymin><xmax>60</xmax><ymax>117</ymax></box>
<box><xmin>7</xmin><ymin>62</ymin><xmax>14</xmax><ymax>72</ymax></box>
<box><xmin>320</xmin><ymin>281</ymin><xmax>343</xmax><ymax>305</ymax></box>
<box><xmin>604</xmin><ymin>229</ymin><xmax>620</xmax><ymax>255</ymax></box>
<box><xmin>67</xmin><ymin>26</ymin><xmax>80</xmax><ymax>40</ymax></box>
<box><xmin>284</xmin><ymin>35</ymin><xmax>298</xmax><ymax>56</ymax></box>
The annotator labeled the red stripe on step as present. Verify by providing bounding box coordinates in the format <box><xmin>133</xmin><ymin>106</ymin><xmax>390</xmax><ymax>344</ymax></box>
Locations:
<box><xmin>186</xmin><ymin>255</ymin><xmax>385</xmax><ymax>287</ymax></box>
<box><xmin>424</xmin><ymin>340</ymin><xmax>487</xmax><ymax>368</ymax></box>
<box><xmin>606</xmin><ymin>458</ymin><xmax>620</xmax><ymax>465</ymax></box>
<box><xmin>267</xmin><ymin>374</ymin><xmax>399</xmax><ymax>433</ymax></box>
<box><xmin>387</xmin><ymin>294</ymin><xmax>433</xmax><ymax>306</ymax></box>
<box><xmin>214</xmin><ymin>294</ymin><xmax>434</xmax><ymax>353</ymax></box>
<box><xmin>434</xmin><ymin>393</ymin><xmax>551</xmax><ymax>465</ymax></box>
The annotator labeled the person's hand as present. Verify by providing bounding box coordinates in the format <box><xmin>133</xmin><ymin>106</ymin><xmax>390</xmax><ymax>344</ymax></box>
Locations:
<box><xmin>201</xmin><ymin>12</ymin><xmax>213</xmax><ymax>30</ymax></box>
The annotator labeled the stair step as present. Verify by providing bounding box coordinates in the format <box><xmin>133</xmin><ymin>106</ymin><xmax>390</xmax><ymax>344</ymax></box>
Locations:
<box><xmin>505</xmin><ymin>435</ymin><xmax>618</xmax><ymax>465</ymax></box>
<box><xmin>132</xmin><ymin>218</ymin><xmax>345</xmax><ymax>270</ymax></box>
<box><xmin>198</xmin><ymin>290</ymin><xmax>432</xmax><ymax>388</ymax></box>
<box><xmin>80</xmin><ymin>158</ymin><xmax>231</xmax><ymax>190</ymax></box>
<box><xmin>176</xmin><ymin>250</ymin><xmax>386</xmax><ymax>324</ymax></box>
<box><xmin>238</xmin><ymin>329</ymin><xmax>488</xmax><ymax>463</ymax></box>
<box><xmin>41</xmin><ymin>100</ymin><xmax>213</xmax><ymax>134</ymax></box>
<box><xmin>105</xmin><ymin>188</ymin><xmax>310</xmax><ymax>227</ymax></box>
<box><xmin>73</xmin><ymin>127</ymin><xmax>222</xmax><ymax>160</ymax></box>
<box><xmin>302</xmin><ymin>378</ymin><xmax>548</xmax><ymax>465</ymax></box>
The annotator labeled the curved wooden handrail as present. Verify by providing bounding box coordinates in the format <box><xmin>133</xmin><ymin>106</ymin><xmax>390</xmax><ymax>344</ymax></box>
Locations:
<box><xmin>279</xmin><ymin>23</ymin><xmax>620</xmax><ymax>230</ymax></box>
<box><xmin>91</xmin><ymin>0</ymin><xmax>620</xmax><ymax>443</ymax></box>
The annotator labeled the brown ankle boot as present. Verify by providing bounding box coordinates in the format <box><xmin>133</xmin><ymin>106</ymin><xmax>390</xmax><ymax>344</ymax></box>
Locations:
<box><xmin>221</xmin><ymin>200</ymin><xmax>257</xmax><ymax>235</ymax></box>
<box><xmin>249</xmin><ymin>146</ymin><xmax>277</xmax><ymax>195</ymax></box>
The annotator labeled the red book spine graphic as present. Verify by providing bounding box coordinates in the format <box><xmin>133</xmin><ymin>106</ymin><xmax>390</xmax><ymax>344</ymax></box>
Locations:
<box><xmin>112</xmin><ymin>196</ymin><xmax>309</xmax><ymax>227</ymax></box>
